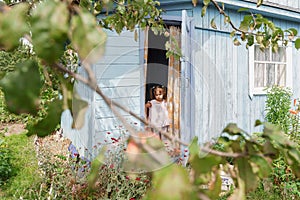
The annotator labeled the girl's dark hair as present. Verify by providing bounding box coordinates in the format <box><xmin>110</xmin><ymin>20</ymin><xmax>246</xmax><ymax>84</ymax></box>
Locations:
<box><xmin>150</xmin><ymin>85</ymin><xmax>167</xmax><ymax>100</ymax></box>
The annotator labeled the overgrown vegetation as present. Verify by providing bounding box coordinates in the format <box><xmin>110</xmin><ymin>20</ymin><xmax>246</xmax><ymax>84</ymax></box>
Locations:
<box><xmin>246</xmin><ymin>86</ymin><xmax>300</xmax><ymax>199</ymax></box>
<box><xmin>0</xmin><ymin>132</ymin><xmax>151</xmax><ymax>199</ymax></box>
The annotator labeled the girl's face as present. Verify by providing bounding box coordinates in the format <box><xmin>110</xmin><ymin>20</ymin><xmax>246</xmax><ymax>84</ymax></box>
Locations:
<box><xmin>154</xmin><ymin>88</ymin><xmax>164</xmax><ymax>102</ymax></box>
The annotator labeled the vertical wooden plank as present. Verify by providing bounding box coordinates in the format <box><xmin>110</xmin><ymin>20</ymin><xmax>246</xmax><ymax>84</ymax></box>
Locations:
<box><xmin>167</xmin><ymin>26</ymin><xmax>181</xmax><ymax>139</ymax></box>
<box><xmin>214</xmin><ymin>32</ymin><xmax>227</xmax><ymax>138</ymax></box>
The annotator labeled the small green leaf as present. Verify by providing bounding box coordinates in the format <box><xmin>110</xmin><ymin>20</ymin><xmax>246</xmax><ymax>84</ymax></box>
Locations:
<box><xmin>147</xmin><ymin>165</ymin><xmax>193</xmax><ymax>199</ymax></box>
<box><xmin>0</xmin><ymin>3</ymin><xmax>29</xmax><ymax>50</ymax></box>
<box><xmin>71</xmin><ymin>90</ymin><xmax>88</xmax><ymax>129</ymax></box>
<box><xmin>88</xmin><ymin>147</ymin><xmax>106</xmax><ymax>190</ymax></box>
<box><xmin>263</xmin><ymin>140</ymin><xmax>279</xmax><ymax>159</ymax></box>
<box><xmin>203</xmin><ymin>0</ymin><xmax>211</xmax><ymax>6</ymax></box>
<box><xmin>192</xmin><ymin>0</ymin><xmax>197</xmax><ymax>7</ymax></box>
<box><xmin>237</xmin><ymin>8</ymin><xmax>249</xmax><ymax>12</ymax></box>
<box><xmin>190</xmin><ymin>154</ymin><xmax>223</xmax><ymax>175</ymax></box>
<box><xmin>233</xmin><ymin>38</ymin><xmax>241</xmax><ymax>46</ymax></box>
<box><xmin>254</xmin><ymin>120</ymin><xmax>262</xmax><ymax>127</ymax></box>
<box><xmin>0</xmin><ymin>60</ymin><xmax>42</xmax><ymax>115</ymax></box>
<box><xmin>236</xmin><ymin>157</ymin><xmax>258</xmax><ymax>192</ymax></box>
<box><xmin>26</xmin><ymin>99</ymin><xmax>63</xmax><ymax>137</ymax></box>
<box><xmin>189</xmin><ymin>137</ymin><xmax>199</xmax><ymax>157</ymax></box>
<box><xmin>224</xmin><ymin>16</ymin><xmax>231</xmax><ymax>24</ymax></box>
<box><xmin>201</xmin><ymin>5</ymin><xmax>208</xmax><ymax>17</ymax></box>
<box><xmin>288</xmin><ymin>28</ymin><xmax>298</xmax><ymax>36</ymax></box>
<box><xmin>70</xmin><ymin>8</ymin><xmax>107</xmax><ymax>64</ymax></box>
<box><xmin>223</xmin><ymin>123</ymin><xmax>243</xmax><ymax>135</ymax></box>
<box><xmin>249</xmin><ymin>155</ymin><xmax>272</xmax><ymax>178</ymax></box>
<box><xmin>30</xmin><ymin>1</ymin><xmax>69</xmax><ymax>63</ymax></box>
<box><xmin>257</xmin><ymin>0</ymin><xmax>263</xmax><ymax>7</ymax></box>
<box><xmin>230</xmin><ymin>31</ymin><xmax>236</xmax><ymax>38</ymax></box>
<box><xmin>210</xmin><ymin>18</ymin><xmax>217</xmax><ymax>29</ymax></box>
<box><xmin>295</xmin><ymin>38</ymin><xmax>300</xmax><ymax>50</ymax></box>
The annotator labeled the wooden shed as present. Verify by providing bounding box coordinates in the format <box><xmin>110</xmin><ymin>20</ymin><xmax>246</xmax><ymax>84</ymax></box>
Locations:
<box><xmin>61</xmin><ymin>0</ymin><xmax>300</xmax><ymax>158</ymax></box>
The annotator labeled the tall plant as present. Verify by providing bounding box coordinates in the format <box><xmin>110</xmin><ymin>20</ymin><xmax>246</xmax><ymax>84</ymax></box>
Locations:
<box><xmin>265</xmin><ymin>86</ymin><xmax>292</xmax><ymax>133</ymax></box>
<box><xmin>264</xmin><ymin>86</ymin><xmax>300</xmax><ymax>199</ymax></box>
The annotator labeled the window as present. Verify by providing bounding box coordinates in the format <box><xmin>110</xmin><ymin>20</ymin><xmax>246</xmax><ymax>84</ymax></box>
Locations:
<box><xmin>249</xmin><ymin>44</ymin><xmax>292</xmax><ymax>97</ymax></box>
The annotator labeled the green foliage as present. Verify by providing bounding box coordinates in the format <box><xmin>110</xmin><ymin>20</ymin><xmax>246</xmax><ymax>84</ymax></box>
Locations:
<box><xmin>30</xmin><ymin>1</ymin><xmax>69</xmax><ymax>63</ymax></box>
<box><xmin>264</xmin><ymin>86</ymin><xmax>300</xmax><ymax>199</ymax></box>
<box><xmin>180</xmin><ymin>122</ymin><xmax>300</xmax><ymax>199</ymax></box>
<box><xmin>0</xmin><ymin>89</ymin><xmax>32</xmax><ymax>124</ymax></box>
<box><xmin>99</xmin><ymin>0</ymin><xmax>164</xmax><ymax>34</ymax></box>
<box><xmin>0</xmin><ymin>139</ymin><xmax>13</xmax><ymax>185</ymax></box>
<box><xmin>0</xmin><ymin>60</ymin><xmax>42</xmax><ymax>115</ymax></box>
<box><xmin>0</xmin><ymin>3</ymin><xmax>29</xmax><ymax>50</ymax></box>
<box><xmin>265</xmin><ymin>86</ymin><xmax>292</xmax><ymax>133</ymax></box>
<box><xmin>0</xmin><ymin>44</ymin><xmax>33</xmax><ymax>75</ymax></box>
<box><xmin>198</xmin><ymin>0</ymin><xmax>298</xmax><ymax>51</ymax></box>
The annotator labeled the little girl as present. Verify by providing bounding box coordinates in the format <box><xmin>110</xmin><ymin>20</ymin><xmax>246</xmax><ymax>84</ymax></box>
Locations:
<box><xmin>145</xmin><ymin>85</ymin><xmax>169</xmax><ymax>139</ymax></box>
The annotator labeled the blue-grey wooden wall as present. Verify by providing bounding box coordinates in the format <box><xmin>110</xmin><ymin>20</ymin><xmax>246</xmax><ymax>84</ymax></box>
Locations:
<box><xmin>61</xmin><ymin>0</ymin><xmax>300</xmax><ymax>157</ymax></box>
<box><xmin>156</xmin><ymin>0</ymin><xmax>300</xmax><ymax>143</ymax></box>
<box><xmin>61</xmin><ymin>29</ymin><xmax>143</xmax><ymax>158</ymax></box>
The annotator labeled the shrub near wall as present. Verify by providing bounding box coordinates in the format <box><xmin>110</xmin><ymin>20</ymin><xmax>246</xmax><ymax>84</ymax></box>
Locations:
<box><xmin>264</xmin><ymin>86</ymin><xmax>300</xmax><ymax>199</ymax></box>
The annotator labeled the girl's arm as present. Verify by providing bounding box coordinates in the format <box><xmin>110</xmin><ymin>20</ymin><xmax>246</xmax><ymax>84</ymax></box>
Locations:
<box><xmin>145</xmin><ymin>101</ymin><xmax>152</xmax><ymax>121</ymax></box>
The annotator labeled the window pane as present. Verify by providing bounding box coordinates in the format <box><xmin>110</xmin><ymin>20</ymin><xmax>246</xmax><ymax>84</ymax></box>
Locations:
<box><xmin>277</xmin><ymin>64</ymin><xmax>286</xmax><ymax>86</ymax></box>
<box><xmin>266</xmin><ymin>64</ymin><xmax>275</xmax><ymax>86</ymax></box>
<box><xmin>255</xmin><ymin>45</ymin><xmax>270</xmax><ymax>61</ymax></box>
<box><xmin>254</xmin><ymin>63</ymin><xmax>265</xmax><ymax>87</ymax></box>
<box><xmin>272</xmin><ymin>47</ymin><xmax>286</xmax><ymax>62</ymax></box>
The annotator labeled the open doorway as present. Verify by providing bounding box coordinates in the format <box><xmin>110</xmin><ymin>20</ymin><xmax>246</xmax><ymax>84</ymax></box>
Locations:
<box><xmin>144</xmin><ymin>25</ymin><xmax>181</xmax><ymax>138</ymax></box>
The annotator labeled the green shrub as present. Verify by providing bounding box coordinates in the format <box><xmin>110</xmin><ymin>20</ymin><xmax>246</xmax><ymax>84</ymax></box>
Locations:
<box><xmin>0</xmin><ymin>139</ymin><xmax>13</xmax><ymax>185</ymax></box>
<box><xmin>265</xmin><ymin>86</ymin><xmax>292</xmax><ymax>133</ymax></box>
<box><xmin>264</xmin><ymin>86</ymin><xmax>300</xmax><ymax>199</ymax></box>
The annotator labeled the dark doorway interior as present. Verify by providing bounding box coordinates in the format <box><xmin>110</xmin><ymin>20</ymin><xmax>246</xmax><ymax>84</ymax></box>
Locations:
<box><xmin>145</xmin><ymin>29</ymin><xmax>169</xmax><ymax>103</ymax></box>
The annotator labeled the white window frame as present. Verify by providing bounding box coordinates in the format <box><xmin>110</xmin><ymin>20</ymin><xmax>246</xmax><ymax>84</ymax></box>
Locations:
<box><xmin>249</xmin><ymin>43</ymin><xmax>292</xmax><ymax>98</ymax></box>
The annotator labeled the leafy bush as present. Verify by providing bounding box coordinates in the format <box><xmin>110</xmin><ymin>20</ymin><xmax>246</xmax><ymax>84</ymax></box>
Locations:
<box><xmin>265</xmin><ymin>86</ymin><xmax>292</xmax><ymax>133</ymax></box>
<box><xmin>264</xmin><ymin>86</ymin><xmax>300</xmax><ymax>199</ymax></box>
<box><xmin>0</xmin><ymin>139</ymin><xmax>13</xmax><ymax>185</ymax></box>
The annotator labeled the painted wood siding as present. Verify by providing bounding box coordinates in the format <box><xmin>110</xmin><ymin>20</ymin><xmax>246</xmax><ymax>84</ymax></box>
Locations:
<box><xmin>93</xmin><ymin>29</ymin><xmax>142</xmax><ymax>153</ymax></box>
<box><xmin>61</xmin><ymin>29</ymin><xmax>142</xmax><ymax>159</ymax></box>
<box><xmin>190</xmin><ymin>5</ymin><xmax>300</xmax><ymax>143</ymax></box>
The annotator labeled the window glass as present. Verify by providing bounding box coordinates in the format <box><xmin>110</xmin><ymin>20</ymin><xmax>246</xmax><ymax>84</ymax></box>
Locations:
<box><xmin>266</xmin><ymin>64</ymin><xmax>275</xmax><ymax>86</ymax></box>
<box><xmin>277</xmin><ymin>64</ymin><xmax>286</xmax><ymax>86</ymax></box>
<box><xmin>255</xmin><ymin>45</ymin><xmax>270</xmax><ymax>61</ymax></box>
<box><xmin>272</xmin><ymin>47</ymin><xmax>286</xmax><ymax>62</ymax></box>
<box><xmin>254</xmin><ymin>63</ymin><xmax>265</xmax><ymax>87</ymax></box>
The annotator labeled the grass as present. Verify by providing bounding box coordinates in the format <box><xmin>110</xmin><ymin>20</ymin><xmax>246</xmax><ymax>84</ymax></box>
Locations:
<box><xmin>0</xmin><ymin>133</ymin><xmax>41</xmax><ymax>199</ymax></box>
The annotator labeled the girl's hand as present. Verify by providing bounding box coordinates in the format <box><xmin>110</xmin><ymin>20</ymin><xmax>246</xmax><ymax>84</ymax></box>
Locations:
<box><xmin>145</xmin><ymin>101</ymin><xmax>152</xmax><ymax>108</ymax></box>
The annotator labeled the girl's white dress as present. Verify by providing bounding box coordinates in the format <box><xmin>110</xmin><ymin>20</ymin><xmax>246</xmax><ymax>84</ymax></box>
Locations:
<box><xmin>148</xmin><ymin>99</ymin><xmax>170</xmax><ymax>128</ymax></box>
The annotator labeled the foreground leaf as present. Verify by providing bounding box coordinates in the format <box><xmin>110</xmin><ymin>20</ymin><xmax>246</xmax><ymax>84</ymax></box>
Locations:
<box><xmin>0</xmin><ymin>60</ymin><xmax>41</xmax><ymax>115</ymax></box>
<box><xmin>27</xmin><ymin>99</ymin><xmax>63</xmax><ymax>137</ymax></box>
<box><xmin>146</xmin><ymin>165</ymin><xmax>193</xmax><ymax>200</ymax></box>
<box><xmin>295</xmin><ymin>38</ymin><xmax>300</xmax><ymax>50</ymax></box>
<box><xmin>70</xmin><ymin>8</ymin><xmax>106</xmax><ymax>64</ymax></box>
<box><xmin>71</xmin><ymin>90</ymin><xmax>88</xmax><ymax>129</ymax></box>
<box><xmin>0</xmin><ymin>3</ymin><xmax>29</xmax><ymax>50</ymax></box>
<box><xmin>30</xmin><ymin>1</ymin><xmax>69</xmax><ymax>63</ymax></box>
<box><xmin>236</xmin><ymin>157</ymin><xmax>257</xmax><ymax>192</ymax></box>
